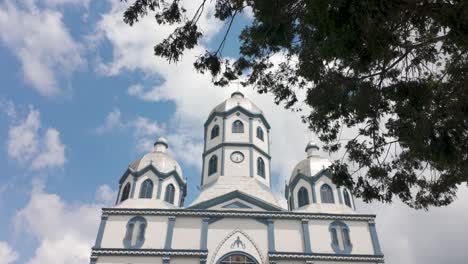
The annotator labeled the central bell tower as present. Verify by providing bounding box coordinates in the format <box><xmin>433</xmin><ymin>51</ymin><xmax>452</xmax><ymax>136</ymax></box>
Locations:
<box><xmin>201</xmin><ymin>91</ymin><xmax>271</xmax><ymax>187</ymax></box>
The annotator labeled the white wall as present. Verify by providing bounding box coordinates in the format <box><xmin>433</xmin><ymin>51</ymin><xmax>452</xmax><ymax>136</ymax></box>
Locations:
<box><xmin>274</xmin><ymin>220</ymin><xmax>304</xmax><ymax>252</ymax></box>
<box><xmin>172</xmin><ymin>217</ymin><xmax>203</xmax><ymax>249</ymax></box>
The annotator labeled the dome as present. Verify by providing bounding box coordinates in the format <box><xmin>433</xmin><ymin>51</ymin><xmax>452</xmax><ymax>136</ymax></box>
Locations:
<box><xmin>290</xmin><ymin>142</ymin><xmax>331</xmax><ymax>183</ymax></box>
<box><xmin>210</xmin><ymin>91</ymin><xmax>262</xmax><ymax>114</ymax></box>
<box><xmin>129</xmin><ymin>137</ymin><xmax>183</xmax><ymax>179</ymax></box>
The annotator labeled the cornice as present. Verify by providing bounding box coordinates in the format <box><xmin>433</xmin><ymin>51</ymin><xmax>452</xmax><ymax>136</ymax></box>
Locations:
<box><xmin>269</xmin><ymin>252</ymin><xmax>385</xmax><ymax>263</ymax></box>
<box><xmin>91</xmin><ymin>248</ymin><xmax>207</xmax><ymax>257</ymax></box>
<box><xmin>101</xmin><ymin>208</ymin><xmax>376</xmax><ymax>221</ymax></box>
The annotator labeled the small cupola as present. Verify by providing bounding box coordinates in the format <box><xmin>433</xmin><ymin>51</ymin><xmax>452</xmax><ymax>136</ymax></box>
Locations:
<box><xmin>305</xmin><ymin>141</ymin><xmax>320</xmax><ymax>158</ymax></box>
<box><xmin>154</xmin><ymin>137</ymin><xmax>168</xmax><ymax>153</ymax></box>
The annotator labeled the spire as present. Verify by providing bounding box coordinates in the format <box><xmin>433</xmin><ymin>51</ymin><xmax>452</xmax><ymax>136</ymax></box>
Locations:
<box><xmin>305</xmin><ymin>141</ymin><xmax>320</xmax><ymax>158</ymax></box>
<box><xmin>154</xmin><ymin>137</ymin><xmax>168</xmax><ymax>153</ymax></box>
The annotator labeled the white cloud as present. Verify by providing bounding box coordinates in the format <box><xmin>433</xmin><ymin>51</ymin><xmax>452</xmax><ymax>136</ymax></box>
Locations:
<box><xmin>0</xmin><ymin>241</ymin><xmax>19</xmax><ymax>264</ymax></box>
<box><xmin>7</xmin><ymin>107</ymin><xmax>66</xmax><ymax>170</ymax></box>
<box><xmin>0</xmin><ymin>0</ymin><xmax>84</xmax><ymax>96</ymax></box>
<box><xmin>95</xmin><ymin>109</ymin><xmax>165</xmax><ymax>152</ymax></box>
<box><xmin>94</xmin><ymin>109</ymin><xmax>124</xmax><ymax>134</ymax></box>
<box><xmin>7</xmin><ymin>108</ymin><xmax>41</xmax><ymax>163</ymax></box>
<box><xmin>31</xmin><ymin>129</ymin><xmax>66</xmax><ymax>170</ymax></box>
<box><xmin>95</xmin><ymin>184</ymin><xmax>116</xmax><ymax>205</ymax></box>
<box><xmin>15</xmin><ymin>182</ymin><xmax>104</xmax><ymax>264</ymax></box>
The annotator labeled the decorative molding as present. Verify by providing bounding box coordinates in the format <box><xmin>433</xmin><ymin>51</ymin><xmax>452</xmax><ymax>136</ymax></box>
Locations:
<box><xmin>203</xmin><ymin>142</ymin><xmax>271</xmax><ymax>160</ymax></box>
<box><xmin>210</xmin><ymin>229</ymin><xmax>265</xmax><ymax>264</ymax></box>
<box><xmin>204</xmin><ymin>105</ymin><xmax>271</xmax><ymax>129</ymax></box>
<box><xmin>188</xmin><ymin>190</ymin><xmax>284</xmax><ymax>211</ymax></box>
<box><xmin>200</xmin><ymin>218</ymin><xmax>209</xmax><ymax>250</ymax></box>
<box><xmin>91</xmin><ymin>248</ymin><xmax>208</xmax><ymax>257</ymax></box>
<box><xmin>164</xmin><ymin>216</ymin><xmax>176</xmax><ymax>249</ymax></box>
<box><xmin>94</xmin><ymin>214</ymin><xmax>108</xmax><ymax>248</ymax></box>
<box><xmin>368</xmin><ymin>222</ymin><xmax>383</xmax><ymax>256</ymax></box>
<box><xmin>268</xmin><ymin>252</ymin><xmax>384</xmax><ymax>263</ymax></box>
<box><xmin>329</xmin><ymin>220</ymin><xmax>353</xmax><ymax>254</ymax></box>
<box><xmin>101</xmin><ymin>208</ymin><xmax>376</xmax><ymax>221</ymax></box>
<box><xmin>222</xmin><ymin>201</ymin><xmax>252</xmax><ymax>209</ymax></box>
<box><xmin>301</xmin><ymin>219</ymin><xmax>312</xmax><ymax>253</ymax></box>
<box><xmin>267</xmin><ymin>219</ymin><xmax>275</xmax><ymax>253</ymax></box>
<box><xmin>249</xmin><ymin>117</ymin><xmax>253</xmax><ymax>177</ymax></box>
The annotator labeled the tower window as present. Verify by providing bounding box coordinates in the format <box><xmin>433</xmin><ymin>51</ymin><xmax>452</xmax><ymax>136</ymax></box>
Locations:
<box><xmin>139</xmin><ymin>179</ymin><xmax>153</xmax><ymax>199</ymax></box>
<box><xmin>256</xmin><ymin>127</ymin><xmax>264</xmax><ymax>141</ymax></box>
<box><xmin>123</xmin><ymin>216</ymin><xmax>147</xmax><ymax>248</ymax></box>
<box><xmin>257</xmin><ymin>157</ymin><xmax>265</xmax><ymax>178</ymax></box>
<box><xmin>164</xmin><ymin>184</ymin><xmax>176</xmax><ymax>204</ymax></box>
<box><xmin>343</xmin><ymin>189</ymin><xmax>352</xmax><ymax>208</ymax></box>
<box><xmin>329</xmin><ymin>221</ymin><xmax>353</xmax><ymax>254</ymax></box>
<box><xmin>208</xmin><ymin>155</ymin><xmax>218</xmax><ymax>176</ymax></box>
<box><xmin>211</xmin><ymin>125</ymin><xmax>220</xmax><ymax>139</ymax></box>
<box><xmin>320</xmin><ymin>184</ymin><xmax>335</xmax><ymax>204</ymax></box>
<box><xmin>232</xmin><ymin>120</ymin><xmax>244</xmax><ymax>133</ymax></box>
<box><xmin>298</xmin><ymin>187</ymin><xmax>310</xmax><ymax>207</ymax></box>
<box><xmin>120</xmin><ymin>183</ymin><xmax>131</xmax><ymax>202</ymax></box>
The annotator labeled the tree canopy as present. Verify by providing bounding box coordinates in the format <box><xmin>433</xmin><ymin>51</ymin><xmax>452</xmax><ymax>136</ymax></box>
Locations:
<box><xmin>122</xmin><ymin>0</ymin><xmax>468</xmax><ymax>209</ymax></box>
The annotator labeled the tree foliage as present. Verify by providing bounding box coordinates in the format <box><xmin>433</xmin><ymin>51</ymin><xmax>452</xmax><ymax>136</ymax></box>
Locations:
<box><xmin>122</xmin><ymin>0</ymin><xmax>468</xmax><ymax>209</ymax></box>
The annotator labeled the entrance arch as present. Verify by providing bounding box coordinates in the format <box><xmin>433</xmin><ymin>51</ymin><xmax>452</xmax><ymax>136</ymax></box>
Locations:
<box><xmin>216</xmin><ymin>251</ymin><xmax>259</xmax><ymax>264</ymax></box>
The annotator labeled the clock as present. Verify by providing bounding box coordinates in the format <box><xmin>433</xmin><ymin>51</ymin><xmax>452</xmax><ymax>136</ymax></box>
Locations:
<box><xmin>230</xmin><ymin>151</ymin><xmax>244</xmax><ymax>163</ymax></box>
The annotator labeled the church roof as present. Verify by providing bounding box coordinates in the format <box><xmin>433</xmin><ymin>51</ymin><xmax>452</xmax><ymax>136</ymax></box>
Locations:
<box><xmin>210</xmin><ymin>91</ymin><xmax>262</xmax><ymax>115</ymax></box>
<box><xmin>128</xmin><ymin>137</ymin><xmax>184</xmax><ymax>180</ymax></box>
<box><xmin>189</xmin><ymin>176</ymin><xmax>284</xmax><ymax>210</ymax></box>
<box><xmin>290</xmin><ymin>142</ymin><xmax>332</xmax><ymax>183</ymax></box>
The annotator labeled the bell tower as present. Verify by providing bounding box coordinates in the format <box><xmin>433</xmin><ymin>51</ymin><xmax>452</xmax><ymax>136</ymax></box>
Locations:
<box><xmin>201</xmin><ymin>92</ymin><xmax>271</xmax><ymax>187</ymax></box>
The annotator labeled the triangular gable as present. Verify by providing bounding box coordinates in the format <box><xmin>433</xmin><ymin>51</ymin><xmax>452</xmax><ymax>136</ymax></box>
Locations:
<box><xmin>222</xmin><ymin>201</ymin><xmax>252</xmax><ymax>209</ymax></box>
<box><xmin>188</xmin><ymin>190</ymin><xmax>284</xmax><ymax>211</ymax></box>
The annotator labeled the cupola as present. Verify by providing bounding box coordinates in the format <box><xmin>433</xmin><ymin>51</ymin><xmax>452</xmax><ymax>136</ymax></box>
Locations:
<box><xmin>285</xmin><ymin>141</ymin><xmax>355</xmax><ymax>214</ymax></box>
<box><xmin>114</xmin><ymin>137</ymin><xmax>186</xmax><ymax>209</ymax></box>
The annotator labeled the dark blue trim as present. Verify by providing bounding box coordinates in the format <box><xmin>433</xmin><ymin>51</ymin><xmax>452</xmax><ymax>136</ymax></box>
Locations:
<box><xmin>130</xmin><ymin>176</ymin><xmax>137</xmax><ymax>198</ymax></box>
<box><xmin>204</xmin><ymin>106</ymin><xmax>271</xmax><ymax>129</ymax></box>
<box><xmin>157</xmin><ymin>178</ymin><xmax>163</xmax><ymax>199</ymax></box>
<box><xmin>203</xmin><ymin>142</ymin><xmax>271</xmax><ymax>160</ymax></box>
<box><xmin>200</xmin><ymin>218</ymin><xmax>209</xmax><ymax>250</ymax></box>
<box><xmin>91</xmin><ymin>248</ymin><xmax>208</xmax><ymax>257</ymax></box>
<box><xmin>267</xmin><ymin>219</ymin><xmax>275</xmax><ymax>252</ymax></box>
<box><xmin>162</xmin><ymin>256</ymin><xmax>170</xmax><ymax>264</ymax></box>
<box><xmin>368</xmin><ymin>222</ymin><xmax>383</xmax><ymax>255</ymax></box>
<box><xmin>268</xmin><ymin>251</ymin><xmax>384</xmax><ymax>262</ymax></box>
<box><xmin>216</xmin><ymin>251</ymin><xmax>259</xmax><ymax>264</ymax></box>
<box><xmin>187</xmin><ymin>190</ymin><xmax>284</xmax><ymax>211</ymax></box>
<box><xmin>311</xmin><ymin>182</ymin><xmax>317</xmax><ymax>203</ymax></box>
<box><xmin>301</xmin><ymin>220</ymin><xmax>312</xmax><ymax>253</ymax></box>
<box><xmin>123</xmin><ymin>216</ymin><xmax>147</xmax><ymax>249</ymax></box>
<box><xmin>337</xmin><ymin>187</ymin><xmax>343</xmax><ymax>204</ymax></box>
<box><xmin>329</xmin><ymin>221</ymin><xmax>352</xmax><ymax>254</ymax></box>
<box><xmin>102</xmin><ymin>207</ymin><xmax>376</xmax><ymax>220</ymax></box>
<box><xmin>94</xmin><ymin>215</ymin><xmax>108</xmax><ymax>248</ymax></box>
<box><xmin>164</xmin><ymin>216</ymin><xmax>176</xmax><ymax>249</ymax></box>
<box><xmin>249</xmin><ymin>118</ymin><xmax>253</xmax><ymax>177</ymax></box>
<box><xmin>115</xmin><ymin>184</ymin><xmax>122</xmax><ymax>205</ymax></box>
<box><xmin>222</xmin><ymin>201</ymin><xmax>252</xmax><ymax>209</ymax></box>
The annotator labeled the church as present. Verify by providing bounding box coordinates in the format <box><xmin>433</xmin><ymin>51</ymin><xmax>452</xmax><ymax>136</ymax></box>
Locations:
<box><xmin>89</xmin><ymin>92</ymin><xmax>384</xmax><ymax>264</ymax></box>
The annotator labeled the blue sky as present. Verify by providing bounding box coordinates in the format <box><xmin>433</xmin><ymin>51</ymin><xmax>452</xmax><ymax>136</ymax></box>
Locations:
<box><xmin>0</xmin><ymin>1</ymin><xmax>467</xmax><ymax>264</ymax></box>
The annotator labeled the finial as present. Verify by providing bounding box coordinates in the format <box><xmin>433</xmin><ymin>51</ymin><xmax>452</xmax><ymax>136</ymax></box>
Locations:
<box><xmin>305</xmin><ymin>141</ymin><xmax>320</xmax><ymax>157</ymax></box>
<box><xmin>154</xmin><ymin>137</ymin><xmax>168</xmax><ymax>152</ymax></box>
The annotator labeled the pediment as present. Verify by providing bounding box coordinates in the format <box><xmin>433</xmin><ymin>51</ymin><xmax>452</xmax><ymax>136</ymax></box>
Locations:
<box><xmin>188</xmin><ymin>190</ymin><xmax>283</xmax><ymax>211</ymax></box>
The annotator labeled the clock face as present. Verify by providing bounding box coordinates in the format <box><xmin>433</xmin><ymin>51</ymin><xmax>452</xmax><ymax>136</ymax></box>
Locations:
<box><xmin>230</xmin><ymin>151</ymin><xmax>244</xmax><ymax>163</ymax></box>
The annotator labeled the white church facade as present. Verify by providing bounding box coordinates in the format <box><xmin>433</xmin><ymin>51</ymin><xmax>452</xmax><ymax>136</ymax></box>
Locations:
<box><xmin>90</xmin><ymin>92</ymin><xmax>384</xmax><ymax>264</ymax></box>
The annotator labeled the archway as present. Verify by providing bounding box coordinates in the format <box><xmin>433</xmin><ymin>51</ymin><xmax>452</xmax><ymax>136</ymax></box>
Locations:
<box><xmin>216</xmin><ymin>251</ymin><xmax>259</xmax><ymax>264</ymax></box>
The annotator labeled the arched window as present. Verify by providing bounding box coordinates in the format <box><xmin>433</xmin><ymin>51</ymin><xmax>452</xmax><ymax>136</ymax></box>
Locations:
<box><xmin>298</xmin><ymin>187</ymin><xmax>310</xmax><ymax>207</ymax></box>
<box><xmin>329</xmin><ymin>221</ymin><xmax>353</xmax><ymax>254</ymax></box>
<box><xmin>232</xmin><ymin>120</ymin><xmax>244</xmax><ymax>133</ymax></box>
<box><xmin>320</xmin><ymin>184</ymin><xmax>335</xmax><ymax>204</ymax></box>
<box><xmin>343</xmin><ymin>189</ymin><xmax>352</xmax><ymax>208</ymax></box>
<box><xmin>164</xmin><ymin>184</ymin><xmax>176</xmax><ymax>204</ymax></box>
<box><xmin>211</xmin><ymin>125</ymin><xmax>220</xmax><ymax>139</ymax></box>
<box><xmin>139</xmin><ymin>179</ymin><xmax>153</xmax><ymax>199</ymax></box>
<box><xmin>208</xmin><ymin>155</ymin><xmax>218</xmax><ymax>176</ymax></box>
<box><xmin>217</xmin><ymin>252</ymin><xmax>258</xmax><ymax>264</ymax></box>
<box><xmin>257</xmin><ymin>157</ymin><xmax>265</xmax><ymax>178</ymax></box>
<box><xmin>256</xmin><ymin>127</ymin><xmax>264</xmax><ymax>141</ymax></box>
<box><xmin>123</xmin><ymin>216</ymin><xmax>147</xmax><ymax>248</ymax></box>
<box><xmin>120</xmin><ymin>183</ymin><xmax>131</xmax><ymax>202</ymax></box>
